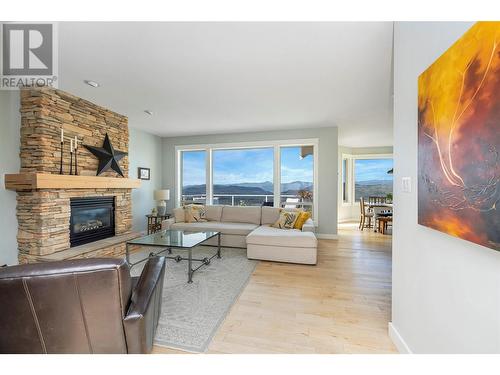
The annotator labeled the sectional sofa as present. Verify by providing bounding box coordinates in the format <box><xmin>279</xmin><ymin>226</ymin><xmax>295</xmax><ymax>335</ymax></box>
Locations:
<box><xmin>162</xmin><ymin>205</ymin><xmax>318</xmax><ymax>265</ymax></box>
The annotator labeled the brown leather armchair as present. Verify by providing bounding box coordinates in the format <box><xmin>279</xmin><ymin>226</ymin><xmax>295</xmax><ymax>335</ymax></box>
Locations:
<box><xmin>0</xmin><ymin>256</ymin><xmax>166</xmax><ymax>354</ymax></box>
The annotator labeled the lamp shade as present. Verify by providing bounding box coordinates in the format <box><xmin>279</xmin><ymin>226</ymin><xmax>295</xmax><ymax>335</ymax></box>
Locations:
<box><xmin>154</xmin><ymin>189</ymin><xmax>170</xmax><ymax>201</ymax></box>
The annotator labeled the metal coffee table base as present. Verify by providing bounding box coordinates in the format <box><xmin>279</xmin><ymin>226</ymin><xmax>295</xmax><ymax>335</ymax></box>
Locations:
<box><xmin>126</xmin><ymin>233</ymin><xmax>221</xmax><ymax>283</ymax></box>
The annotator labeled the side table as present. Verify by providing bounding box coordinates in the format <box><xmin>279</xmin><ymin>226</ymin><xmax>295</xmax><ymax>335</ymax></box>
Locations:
<box><xmin>146</xmin><ymin>214</ymin><xmax>171</xmax><ymax>234</ymax></box>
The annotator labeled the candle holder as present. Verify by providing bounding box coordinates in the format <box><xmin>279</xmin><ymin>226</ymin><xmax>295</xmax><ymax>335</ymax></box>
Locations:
<box><xmin>60</xmin><ymin>128</ymin><xmax>64</xmax><ymax>174</ymax></box>
<box><xmin>69</xmin><ymin>139</ymin><xmax>73</xmax><ymax>176</ymax></box>
<box><xmin>59</xmin><ymin>132</ymin><xmax>81</xmax><ymax>175</ymax></box>
<box><xmin>59</xmin><ymin>141</ymin><xmax>64</xmax><ymax>174</ymax></box>
<box><xmin>74</xmin><ymin>136</ymin><xmax>79</xmax><ymax>176</ymax></box>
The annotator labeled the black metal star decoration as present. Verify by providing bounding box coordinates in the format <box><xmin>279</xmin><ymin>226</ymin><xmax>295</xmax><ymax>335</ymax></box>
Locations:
<box><xmin>83</xmin><ymin>133</ymin><xmax>128</xmax><ymax>177</ymax></box>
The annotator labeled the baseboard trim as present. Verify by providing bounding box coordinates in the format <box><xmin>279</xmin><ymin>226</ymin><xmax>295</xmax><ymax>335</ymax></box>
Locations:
<box><xmin>316</xmin><ymin>233</ymin><xmax>338</xmax><ymax>240</ymax></box>
<box><xmin>388</xmin><ymin>322</ymin><xmax>412</xmax><ymax>354</ymax></box>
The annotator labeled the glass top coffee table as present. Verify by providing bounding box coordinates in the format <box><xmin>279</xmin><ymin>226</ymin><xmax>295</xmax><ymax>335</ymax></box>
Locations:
<box><xmin>126</xmin><ymin>230</ymin><xmax>221</xmax><ymax>283</ymax></box>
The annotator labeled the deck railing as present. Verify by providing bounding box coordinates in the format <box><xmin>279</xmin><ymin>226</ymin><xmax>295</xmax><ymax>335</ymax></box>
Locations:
<box><xmin>181</xmin><ymin>194</ymin><xmax>313</xmax><ymax>209</ymax></box>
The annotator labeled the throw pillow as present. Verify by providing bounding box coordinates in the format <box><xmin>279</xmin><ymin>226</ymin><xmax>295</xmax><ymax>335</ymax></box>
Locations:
<box><xmin>272</xmin><ymin>210</ymin><xmax>299</xmax><ymax>229</ymax></box>
<box><xmin>184</xmin><ymin>205</ymin><xmax>208</xmax><ymax>223</ymax></box>
<box><xmin>294</xmin><ymin>211</ymin><xmax>312</xmax><ymax>230</ymax></box>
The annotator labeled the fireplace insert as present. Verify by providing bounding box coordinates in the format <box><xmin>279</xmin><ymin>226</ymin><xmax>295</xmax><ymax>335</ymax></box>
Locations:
<box><xmin>70</xmin><ymin>197</ymin><xmax>115</xmax><ymax>247</ymax></box>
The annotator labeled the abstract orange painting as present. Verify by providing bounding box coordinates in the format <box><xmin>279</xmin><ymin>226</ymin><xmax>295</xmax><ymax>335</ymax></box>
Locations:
<box><xmin>418</xmin><ymin>22</ymin><xmax>500</xmax><ymax>251</ymax></box>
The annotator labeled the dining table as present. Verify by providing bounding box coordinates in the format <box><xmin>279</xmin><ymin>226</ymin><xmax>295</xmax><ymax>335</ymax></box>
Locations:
<box><xmin>364</xmin><ymin>202</ymin><xmax>393</xmax><ymax>232</ymax></box>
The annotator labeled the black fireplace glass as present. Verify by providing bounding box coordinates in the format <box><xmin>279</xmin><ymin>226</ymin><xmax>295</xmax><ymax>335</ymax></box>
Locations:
<box><xmin>70</xmin><ymin>197</ymin><xmax>115</xmax><ymax>247</ymax></box>
<box><xmin>72</xmin><ymin>207</ymin><xmax>111</xmax><ymax>234</ymax></box>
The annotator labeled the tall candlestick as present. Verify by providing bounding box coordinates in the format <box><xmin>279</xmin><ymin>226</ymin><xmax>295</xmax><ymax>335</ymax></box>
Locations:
<box><xmin>69</xmin><ymin>139</ymin><xmax>74</xmax><ymax>175</ymax></box>
<box><xmin>59</xmin><ymin>129</ymin><xmax>64</xmax><ymax>174</ymax></box>
<box><xmin>74</xmin><ymin>136</ymin><xmax>78</xmax><ymax>175</ymax></box>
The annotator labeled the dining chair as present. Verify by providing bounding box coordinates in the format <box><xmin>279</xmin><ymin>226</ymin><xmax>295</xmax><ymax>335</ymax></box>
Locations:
<box><xmin>359</xmin><ymin>197</ymin><xmax>374</xmax><ymax>230</ymax></box>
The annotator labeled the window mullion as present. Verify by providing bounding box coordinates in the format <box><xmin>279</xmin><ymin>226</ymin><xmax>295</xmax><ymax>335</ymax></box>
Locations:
<box><xmin>206</xmin><ymin>148</ymin><xmax>213</xmax><ymax>205</ymax></box>
<box><xmin>177</xmin><ymin>150</ymin><xmax>182</xmax><ymax>207</ymax></box>
<box><xmin>273</xmin><ymin>145</ymin><xmax>280</xmax><ymax>208</ymax></box>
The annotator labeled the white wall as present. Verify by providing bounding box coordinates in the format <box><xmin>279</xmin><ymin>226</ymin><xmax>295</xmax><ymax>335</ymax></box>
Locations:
<box><xmin>392</xmin><ymin>22</ymin><xmax>500</xmax><ymax>353</ymax></box>
<box><xmin>129</xmin><ymin>127</ymin><xmax>164</xmax><ymax>233</ymax></box>
<box><xmin>162</xmin><ymin>127</ymin><xmax>338</xmax><ymax>236</ymax></box>
<box><xmin>0</xmin><ymin>91</ymin><xmax>21</xmax><ymax>266</ymax></box>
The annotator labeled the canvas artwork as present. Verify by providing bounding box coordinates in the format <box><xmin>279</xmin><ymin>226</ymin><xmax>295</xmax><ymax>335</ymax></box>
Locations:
<box><xmin>418</xmin><ymin>21</ymin><xmax>500</xmax><ymax>251</ymax></box>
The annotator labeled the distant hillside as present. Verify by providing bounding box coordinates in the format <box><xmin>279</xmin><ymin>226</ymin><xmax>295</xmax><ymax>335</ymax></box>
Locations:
<box><xmin>355</xmin><ymin>180</ymin><xmax>393</xmax><ymax>201</ymax></box>
<box><xmin>231</xmin><ymin>181</ymin><xmax>274</xmax><ymax>192</ymax></box>
<box><xmin>182</xmin><ymin>181</ymin><xmax>313</xmax><ymax>195</ymax></box>
<box><xmin>281</xmin><ymin>181</ymin><xmax>313</xmax><ymax>192</ymax></box>
<box><xmin>183</xmin><ymin>184</ymin><xmax>272</xmax><ymax>195</ymax></box>
<box><xmin>356</xmin><ymin>179</ymin><xmax>393</xmax><ymax>186</ymax></box>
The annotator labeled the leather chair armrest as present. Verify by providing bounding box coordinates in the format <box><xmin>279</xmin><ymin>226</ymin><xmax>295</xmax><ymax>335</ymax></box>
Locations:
<box><xmin>123</xmin><ymin>256</ymin><xmax>166</xmax><ymax>353</ymax></box>
<box><xmin>161</xmin><ymin>218</ymin><xmax>176</xmax><ymax>230</ymax></box>
<box><xmin>301</xmin><ymin>218</ymin><xmax>315</xmax><ymax>233</ymax></box>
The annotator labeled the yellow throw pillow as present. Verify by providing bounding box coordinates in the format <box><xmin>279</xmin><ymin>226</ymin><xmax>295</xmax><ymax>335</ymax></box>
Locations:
<box><xmin>184</xmin><ymin>205</ymin><xmax>208</xmax><ymax>223</ymax></box>
<box><xmin>272</xmin><ymin>210</ymin><xmax>299</xmax><ymax>229</ymax></box>
<box><xmin>294</xmin><ymin>211</ymin><xmax>312</xmax><ymax>230</ymax></box>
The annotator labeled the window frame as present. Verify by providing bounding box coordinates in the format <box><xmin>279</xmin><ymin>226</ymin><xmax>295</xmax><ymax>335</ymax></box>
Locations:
<box><xmin>178</xmin><ymin>148</ymin><xmax>208</xmax><ymax>205</ymax></box>
<box><xmin>175</xmin><ymin>138</ymin><xmax>319</xmax><ymax>224</ymax></box>
<box><xmin>340</xmin><ymin>153</ymin><xmax>393</xmax><ymax>207</ymax></box>
<box><xmin>341</xmin><ymin>156</ymin><xmax>350</xmax><ymax>205</ymax></box>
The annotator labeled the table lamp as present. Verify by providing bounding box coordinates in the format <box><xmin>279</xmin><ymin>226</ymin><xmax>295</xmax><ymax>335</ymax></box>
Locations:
<box><xmin>154</xmin><ymin>189</ymin><xmax>170</xmax><ymax>216</ymax></box>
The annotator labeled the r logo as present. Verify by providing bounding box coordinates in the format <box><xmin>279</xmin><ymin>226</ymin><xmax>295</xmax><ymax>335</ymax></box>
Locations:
<box><xmin>2</xmin><ymin>23</ymin><xmax>53</xmax><ymax>76</ymax></box>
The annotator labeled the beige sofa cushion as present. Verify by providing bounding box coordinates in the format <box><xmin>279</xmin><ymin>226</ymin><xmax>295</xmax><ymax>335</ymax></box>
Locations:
<box><xmin>206</xmin><ymin>205</ymin><xmax>223</xmax><ymax>221</ymax></box>
<box><xmin>261</xmin><ymin>206</ymin><xmax>281</xmax><ymax>225</ymax></box>
<box><xmin>221</xmin><ymin>206</ymin><xmax>261</xmax><ymax>225</ymax></box>
<box><xmin>301</xmin><ymin>218</ymin><xmax>315</xmax><ymax>233</ymax></box>
<box><xmin>246</xmin><ymin>225</ymin><xmax>317</xmax><ymax>248</ymax></box>
<box><xmin>173</xmin><ymin>207</ymin><xmax>185</xmax><ymax>223</ymax></box>
<box><xmin>202</xmin><ymin>233</ymin><xmax>247</xmax><ymax>248</ymax></box>
<box><xmin>171</xmin><ymin>221</ymin><xmax>258</xmax><ymax>236</ymax></box>
<box><xmin>247</xmin><ymin>244</ymin><xmax>317</xmax><ymax>265</ymax></box>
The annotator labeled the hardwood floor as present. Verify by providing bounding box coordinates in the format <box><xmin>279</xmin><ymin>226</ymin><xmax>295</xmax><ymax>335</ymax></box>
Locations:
<box><xmin>153</xmin><ymin>222</ymin><xmax>396</xmax><ymax>354</ymax></box>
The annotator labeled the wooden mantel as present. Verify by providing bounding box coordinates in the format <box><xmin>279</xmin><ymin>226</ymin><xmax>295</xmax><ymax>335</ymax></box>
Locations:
<box><xmin>4</xmin><ymin>173</ymin><xmax>141</xmax><ymax>190</ymax></box>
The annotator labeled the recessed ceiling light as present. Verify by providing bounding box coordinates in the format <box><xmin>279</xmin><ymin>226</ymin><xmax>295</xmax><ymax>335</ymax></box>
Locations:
<box><xmin>144</xmin><ymin>110</ymin><xmax>154</xmax><ymax>116</ymax></box>
<box><xmin>84</xmin><ymin>80</ymin><xmax>100</xmax><ymax>88</ymax></box>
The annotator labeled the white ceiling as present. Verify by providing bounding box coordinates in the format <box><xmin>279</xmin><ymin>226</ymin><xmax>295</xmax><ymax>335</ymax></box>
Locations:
<box><xmin>58</xmin><ymin>22</ymin><xmax>393</xmax><ymax>147</ymax></box>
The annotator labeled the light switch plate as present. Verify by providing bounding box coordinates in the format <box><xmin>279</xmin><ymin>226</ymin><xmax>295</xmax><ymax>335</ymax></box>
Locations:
<box><xmin>402</xmin><ymin>177</ymin><xmax>411</xmax><ymax>193</ymax></box>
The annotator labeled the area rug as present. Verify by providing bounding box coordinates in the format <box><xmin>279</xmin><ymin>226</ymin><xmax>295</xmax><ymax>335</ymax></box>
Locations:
<box><xmin>129</xmin><ymin>247</ymin><xmax>257</xmax><ymax>353</ymax></box>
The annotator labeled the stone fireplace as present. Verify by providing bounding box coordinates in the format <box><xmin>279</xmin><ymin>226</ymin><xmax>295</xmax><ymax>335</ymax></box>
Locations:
<box><xmin>5</xmin><ymin>87</ymin><xmax>141</xmax><ymax>264</ymax></box>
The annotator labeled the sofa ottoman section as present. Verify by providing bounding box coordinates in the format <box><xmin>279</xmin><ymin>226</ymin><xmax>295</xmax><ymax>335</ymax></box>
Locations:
<box><xmin>246</xmin><ymin>226</ymin><xmax>318</xmax><ymax>265</ymax></box>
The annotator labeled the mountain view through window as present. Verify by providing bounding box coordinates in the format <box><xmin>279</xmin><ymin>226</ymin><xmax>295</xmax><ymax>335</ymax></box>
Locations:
<box><xmin>354</xmin><ymin>158</ymin><xmax>393</xmax><ymax>201</ymax></box>
<box><xmin>181</xmin><ymin>146</ymin><xmax>314</xmax><ymax>210</ymax></box>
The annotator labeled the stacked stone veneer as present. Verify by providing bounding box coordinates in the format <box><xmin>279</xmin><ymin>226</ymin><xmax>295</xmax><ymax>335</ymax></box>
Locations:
<box><xmin>20</xmin><ymin>88</ymin><xmax>129</xmax><ymax>175</ymax></box>
<box><xmin>16</xmin><ymin>88</ymin><xmax>133</xmax><ymax>264</ymax></box>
